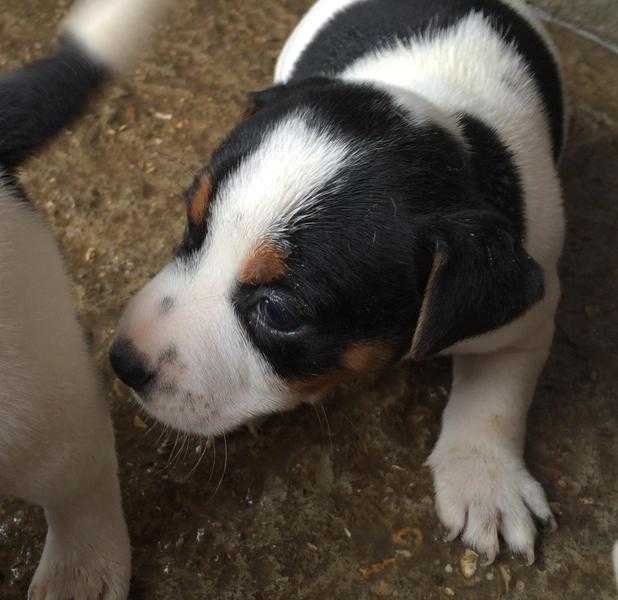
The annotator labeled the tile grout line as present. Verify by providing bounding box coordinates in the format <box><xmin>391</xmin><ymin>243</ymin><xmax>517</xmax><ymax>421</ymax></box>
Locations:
<box><xmin>535</xmin><ymin>7</ymin><xmax>618</xmax><ymax>56</ymax></box>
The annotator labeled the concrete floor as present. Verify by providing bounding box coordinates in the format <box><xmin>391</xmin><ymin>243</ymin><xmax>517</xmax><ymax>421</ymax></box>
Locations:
<box><xmin>0</xmin><ymin>1</ymin><xmax>616</xmax><ymax>598</ymax></box>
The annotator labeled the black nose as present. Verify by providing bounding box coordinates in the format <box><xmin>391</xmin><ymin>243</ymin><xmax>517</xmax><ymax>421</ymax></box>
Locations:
<box><xmin>109</xmin><ymin>338</ymin><xmax>154</xmax><ymax>392</ymax></box>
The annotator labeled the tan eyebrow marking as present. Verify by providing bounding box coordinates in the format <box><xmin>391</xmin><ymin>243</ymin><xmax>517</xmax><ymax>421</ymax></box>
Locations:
<box><xmin>188</xmin><ymin>173</ymin><xmax>212</xmax><ymax>226</ymax></box>
<box><xmin>239</xmin><ymin>240</ymin><xmax>288</xmax><ymax>285</ymax></box>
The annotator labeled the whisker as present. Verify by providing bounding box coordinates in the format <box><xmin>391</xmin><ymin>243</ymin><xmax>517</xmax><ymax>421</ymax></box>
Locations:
<box><xmin>166</xmin><ymin>430</ymin><xmax>181</xmax><ymax>470</ymax></box>
<box><xmin>321</xmin><ymin>403</ymin><xmax>334</xmax><ymax>458</ymax></box>
<box><xmin>208</xmin><ymin>433</ymin><xmax>228</xmax><ymax>502</ymax></box>
<box><xmin>171</xmin><ymin>432</ymin><xmax>190</xmax><ymax>471</ymax></box>
<box><xmin>181</xmin><ymin>438</ymin><xmax>210</xmax><ymax>481</ymax></box>
<box><xmin>311</xmin><ymin>402</ymin><xmax>326</xmax><ymax>446</ymax></box>
<box><xmin>206</xmin><ymin>437</ymin><xmax>217</xmax><ymax>484</ymax></box>
<box><xmin>154</xmin><ymin>422</ymin><xmax>171</xmax><ymax>447</ymax></box>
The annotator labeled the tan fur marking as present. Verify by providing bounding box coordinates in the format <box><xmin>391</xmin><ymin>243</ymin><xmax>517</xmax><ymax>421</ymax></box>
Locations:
<box><xmin>409</xmin><ymin>252</ymin><xmax>447</xmax><ymax>359</ymax></box>
<box><xmin>239</xmin><ymin>241</ymin><xmax>288</xmax><ymax>285</ymax></box>
<box><xmin>342</xmin><ymin>341</ymin><xmax>393</xmax><ymax>372</ymax></box>
<box><xmin>188</xmin><ymin>174</ymin><xmax>211</xmax><ymax>225</ymax></box>
<box><xmin>289</xmin><ymin>371</ymin><xmax>350</xmax><ymax>396</ymax></box>
<box><xmin>289</xmin><ymin>341</ymin><xmax>394</xmax><ymax>397</ymax></box>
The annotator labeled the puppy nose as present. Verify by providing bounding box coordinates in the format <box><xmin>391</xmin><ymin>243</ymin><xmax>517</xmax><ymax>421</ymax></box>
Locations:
<box><xmin>109</xmin><ymin>338</ymin><xmax>154</xmax><ymax>392</ymax></box>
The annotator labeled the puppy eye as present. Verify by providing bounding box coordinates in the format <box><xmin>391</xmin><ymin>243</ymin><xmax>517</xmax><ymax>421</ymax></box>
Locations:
<box><xmin>257</xmin><ymin>295</ymin><xmax>301</xmax><ymax>332</ymax></box>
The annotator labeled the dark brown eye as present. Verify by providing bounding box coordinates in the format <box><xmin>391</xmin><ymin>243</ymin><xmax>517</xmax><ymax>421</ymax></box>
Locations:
<box><xmin>257</xmin><ymin>295</ymin><xmax>301</xmax><ymax>332</ymax></box>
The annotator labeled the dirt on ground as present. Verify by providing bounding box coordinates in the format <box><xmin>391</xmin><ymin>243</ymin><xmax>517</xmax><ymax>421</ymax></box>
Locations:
<box><xmin>0</xmin><ymin>1</ymin><xmax>616</xmax><ymax>599</ymax></box>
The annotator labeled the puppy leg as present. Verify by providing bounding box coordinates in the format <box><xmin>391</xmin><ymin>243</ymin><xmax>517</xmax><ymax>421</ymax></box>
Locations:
<box><xmin>1</xmin><ymin>400</ymin><xmax>130</xmax><ymax>600</ymax></box>
<box><xmin>0</xmin><ymin>204</ymin><xmax>130</xmax><ymax>599</ymax></box>
<box><xmin>0</xmin><ymin>387</ymin><xmax>130</xmax><ymax>600</ymax></box>
<box><xmin>28</xmin><ymin>456</ymin><xmax>130</xmax><ymax>600</ymax></box>
<box><xmin>427</xmin><ymin>324</ymin><xmax>556</xmax><ymax>564</ymax></box>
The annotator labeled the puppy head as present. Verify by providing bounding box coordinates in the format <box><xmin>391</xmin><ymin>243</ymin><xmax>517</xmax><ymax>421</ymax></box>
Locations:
<box><xmin>111</xmin><ymin>79</ymin><xmax>543</xmax><ymax>436</ymax></box>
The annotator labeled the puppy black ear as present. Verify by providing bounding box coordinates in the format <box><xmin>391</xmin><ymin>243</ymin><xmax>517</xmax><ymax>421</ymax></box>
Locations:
<box><xmin>410</xmin><ymin>211</ymin><xmax>545</xmax><ymax>359</ymax></box>
<box><xmin>246</xmin><ymin>84</ymin><xmax>288</xmax><ymax>117</ymax></box>
<box><xmin>245</xmin><ymin>77</ymin><xmax>334</xmax><ymax>117</ymax></box>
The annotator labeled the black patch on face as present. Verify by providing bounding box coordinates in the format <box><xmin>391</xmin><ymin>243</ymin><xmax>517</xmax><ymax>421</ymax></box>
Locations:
<box><xmin>289</xmin><ymin>0</ymin><xmax>564</xmax><ymax>162</ymax></box>
<box><xmin>231</xmin><ymin>81</ymin><xmax>468</xmax><ymax>379</ymax></box>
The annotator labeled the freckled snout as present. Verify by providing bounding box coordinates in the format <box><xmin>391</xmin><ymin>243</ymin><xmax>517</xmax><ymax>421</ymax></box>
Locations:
<box><xmin>109</xmin><ymin>338</ymin><xmax>154</xmax><ymax>392</ymax></box>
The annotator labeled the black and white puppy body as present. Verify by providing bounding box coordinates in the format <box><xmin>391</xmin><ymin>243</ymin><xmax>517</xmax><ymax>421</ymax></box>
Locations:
<box><xmin>112</xmin><ymin>0</ymin><xmax>565</xmax><ymax>563</ymax></box>
<box><xmin>0</xmin><ymin>1</ymin><xmax>170</xmax><ymax>598</ymax></box>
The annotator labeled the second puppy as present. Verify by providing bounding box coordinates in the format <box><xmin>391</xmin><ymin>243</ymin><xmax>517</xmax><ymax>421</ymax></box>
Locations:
<box><xmin>0</xmin><ymin>1</ymin><xmax>170</xmax><ymax>598</ymax></box>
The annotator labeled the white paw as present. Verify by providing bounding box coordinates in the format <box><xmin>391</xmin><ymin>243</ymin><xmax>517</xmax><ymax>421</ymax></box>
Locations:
<box><xmin>29</xmin><ymin>535</ymin><xmax>130</xmax><ymax>600</ymax></box>
<box><xmin>427</xmin><ymin>443</ymin><xmax>556</xmax><ymax>564</ymax></box>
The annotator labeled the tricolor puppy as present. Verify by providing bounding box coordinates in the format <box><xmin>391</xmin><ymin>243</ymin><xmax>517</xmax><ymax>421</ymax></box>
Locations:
<box><xmin>112</xmin><ymin>0</ymin><xmax>566</xmax><ymax>564</ymax></box>
<box><xmin>0</xmin><ymin>1</ymin><xmax>169</xmax><ymax>598</ymax></box>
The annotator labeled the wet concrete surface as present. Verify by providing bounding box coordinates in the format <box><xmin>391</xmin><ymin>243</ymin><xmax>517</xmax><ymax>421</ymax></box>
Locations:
<box><xmin>0</xmin><ymin>1</ymin><xmax>617</xmax><ymax>598</ymax></box>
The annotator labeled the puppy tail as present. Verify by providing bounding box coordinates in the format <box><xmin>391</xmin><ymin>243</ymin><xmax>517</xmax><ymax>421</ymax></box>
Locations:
<box><xmin>0</xmin><ymin>0</ymin><xmax>170</xmax><ymax>169</ymax></box>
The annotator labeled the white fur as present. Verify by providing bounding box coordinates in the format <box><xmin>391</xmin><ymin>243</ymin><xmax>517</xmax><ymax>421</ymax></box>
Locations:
<box><xmin>427</xmin><ymin>323</ymin><xmax>557</xmax><ymax>563</ymax></box>
<box><xmin>62</xmin><ymin>0</ymin><xmax>172</xmax><ymax>71</ymax></box>
<box><xmin>116</xmin><ymin>113</ymin><xmax>359</xmax><ymax>435</ymax></box>
<box><xmin>0</xmin><ymin>187</ymin><xmax>130</xmax><ymax>599</ymax></box>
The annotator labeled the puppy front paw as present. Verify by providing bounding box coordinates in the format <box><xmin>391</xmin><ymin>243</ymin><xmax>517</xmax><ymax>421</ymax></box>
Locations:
<box><xmin>29</xmin><ymin>561</ymin><xmax>129</xmax><ymax>600</ymax></box>
<box><xmin>427</xmin><ymin>443</ymin><xmax>555</xmax><ymax>564</ymax></box>
<box><xmin>29</xmin><ymin>526</ymin><xmax>130</xmax><ymax>600</ymax></box>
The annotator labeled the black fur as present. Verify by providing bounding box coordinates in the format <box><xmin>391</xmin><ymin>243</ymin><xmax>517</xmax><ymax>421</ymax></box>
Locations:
<box><xmin>187</xmin><ymin>79</ymin><xmax>545</xmax><ymax>379</ymax></box>
<box><xmin>289</xmin><ymin>0</ymin><xmax>564</xmax><ymax>162</ymax></box>
<box><xmin>458</xmin><ymin>114</ymin><xmax>525</xmax><ymax>236</ymax></box>
<box><xmin>411</xmin><ymin>210</ymin><xmax>544</xmax><ymax>358</ymax></box>
<box><xmin>0</xmin><ymin>37</ymin><xmax>107</xmax><ymax>171</ymax></box>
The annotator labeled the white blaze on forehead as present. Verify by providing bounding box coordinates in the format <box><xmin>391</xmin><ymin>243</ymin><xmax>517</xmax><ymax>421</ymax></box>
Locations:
<box><xmin>198</xmin><ymin>111</ymin><xmax>356</xmax><ymax>290</ymax></box>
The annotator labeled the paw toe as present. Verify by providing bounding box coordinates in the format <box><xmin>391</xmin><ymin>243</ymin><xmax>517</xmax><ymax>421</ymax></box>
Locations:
<box><xmin>500</xmin><ymin>499</ymin><xmax>537</xmax><ymax>562</ymax></box>
<box><xmin>435</xmin><ymin>494</ymin><xmax>466</xmax><ymax>542</ymax></box>
<box><xmin>521</xmin><ymin>475</ymin><xmax>553</xmax><ymax>522</ymax></box>
<box><xmin>462</xmin><ymin>503</ymin><xmax>500</xmax><ymax>564</ymax></box>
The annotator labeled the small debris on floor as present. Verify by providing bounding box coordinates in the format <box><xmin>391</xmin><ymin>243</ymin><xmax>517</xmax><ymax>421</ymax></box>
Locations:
<box><xmin>460</xmin><ymin>549</ymin><xmax>479</xmax><ymax>579</ymax></box>
<box><xmin>133</xmin><ymin>414</ymin><xmax>148</xmax><ymax>430</ymax></box>
<box><xmin>499</xmin><ymin>565</ymin><xmax>512</xmax><ymax>594</ymax></box>
<box><xmin>392</xmin><ymin>527</ymin><xmax>423</xmax><ymax>547</ymax></box>
<box><xmin>358</xmin><ymin>558</ymin><xmax>397</xmax><ymax>579</ymax></box>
